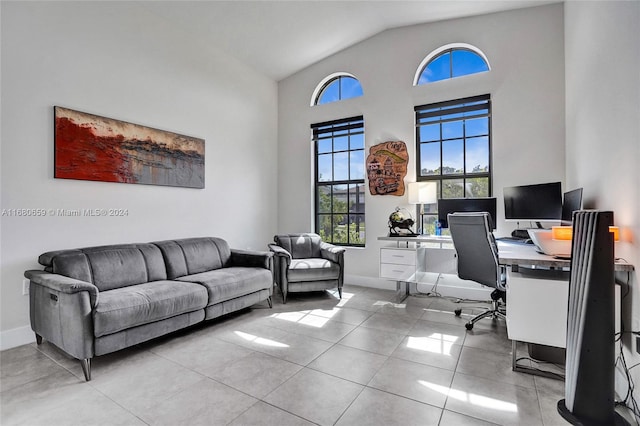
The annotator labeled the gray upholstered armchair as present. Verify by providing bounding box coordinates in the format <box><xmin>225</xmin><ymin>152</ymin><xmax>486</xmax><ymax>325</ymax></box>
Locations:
<box><xmin>268</xmin><ymin>233</ymin><xmax>345</xmax><ymax>303</ymax></box>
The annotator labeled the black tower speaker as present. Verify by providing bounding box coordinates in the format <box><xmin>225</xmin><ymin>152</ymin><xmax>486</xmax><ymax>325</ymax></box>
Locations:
<box><xmin>557</xmin><ymin>210</ymin><xmax>626</xmax><ymax>425</ymax></box>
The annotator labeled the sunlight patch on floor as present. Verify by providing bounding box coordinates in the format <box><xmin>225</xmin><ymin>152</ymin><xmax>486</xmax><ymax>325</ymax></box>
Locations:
<box><xmin>309</xmin><ymin>307</ymin><xmax>341</xmax><ymax>319</ymax></box>
<box><xmin>234</xmin><ymin>331</ymin><xmax>289</xmax><ymax>347</ymax></box>
<box><xmin>373</xmin><ymin>301</ymin><xmax>406</xmax><ymax>308</ymax></box>
<box><xmin>270</xmin><ymin>311</ymin><xmax>330</xmax><ymax>328</ymax></box>
<box><xmin>406</xmin><ymin>336</ymin><xmax>455</xmax><ymax>355</ymax></box>
<box><xmin>336</xmin><ymin>292</ymin><xmax>355</xmax><ymax>307</ymax></box>
<box><xmin>419</xmin><ymin>380</ymin><xmax>518</xmax><ymax>413</ymax></box>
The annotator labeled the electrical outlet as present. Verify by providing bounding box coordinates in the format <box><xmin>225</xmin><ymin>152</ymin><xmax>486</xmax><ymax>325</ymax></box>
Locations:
<box><xmin>22</xmin><ymin>279</ymin><xmax>29</xmax><ymax>296</ymax></box>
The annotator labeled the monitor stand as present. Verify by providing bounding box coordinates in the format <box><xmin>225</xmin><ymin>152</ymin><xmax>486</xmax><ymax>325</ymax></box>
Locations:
<box><xmin>511</xmin><ymin>229</ymin><xmax>530</xmax><ymax>239</ymax></box>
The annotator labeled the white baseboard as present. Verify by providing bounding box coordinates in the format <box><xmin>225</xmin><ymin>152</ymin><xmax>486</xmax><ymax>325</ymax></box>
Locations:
<box><xmin>346</xmin><ymin>273</ymin><xmax>493</xmax><ymax>301</ymax></box>
<box><xmin>0</xmin><ymin>325</ymin><xmax>35</xmax><ymax>351</ymax></box>
<box><xmin>345</xmin><ymin>274</ymin><xmax>395</xmax><ymax>290</ymax></box>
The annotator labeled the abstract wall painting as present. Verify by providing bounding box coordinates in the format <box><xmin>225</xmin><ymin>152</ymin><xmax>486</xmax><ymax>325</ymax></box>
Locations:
<box><xmin>366</xmin><ymin>140</ymin><xmax>408</xmax><ymax>196</ymax></box>
<box><xmin>54</xmin><ymin>106</ymin><xmax>205</xmax><ymax>188</ymax></box>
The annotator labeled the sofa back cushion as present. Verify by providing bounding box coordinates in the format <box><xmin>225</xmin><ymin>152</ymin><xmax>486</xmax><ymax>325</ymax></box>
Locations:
<box><xmin>153</xmin><ymin>237</ymin><xmax>231</xmax><ymax>279</ymax></box>
<box><xmin>274</xmin><ymin>233</ymin><xmax>322</xmax><ymax>259</ymax></box>
<box><xmin>39</xmin><ymin>243</ymin><xmax>167</xmax><ymax>291</ymax></box>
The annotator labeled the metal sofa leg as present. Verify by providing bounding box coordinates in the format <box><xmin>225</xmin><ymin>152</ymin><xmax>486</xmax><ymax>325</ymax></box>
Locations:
<box><xmin>283</xmin><ymin>292</ymin><xmax>287</xmax><ymax>304</ymax></box>
<box><xmin>80</xmin><ymin>359</ymin><xmax>91</xmax><ymax>381</ymax></box>
<box><xmin>35</xmin><ymin>334</ymin><xmax>43</xmax><ymax>345</ymax></box>
<box><xmin>267</xmin><ymin>296</ymin><xmax>273</xmax><ymax>308</ymax></box>
<box><xmin>338</xmin><ymin>287</ymin><xmax>343</xmax><ymax>299</ymax></box>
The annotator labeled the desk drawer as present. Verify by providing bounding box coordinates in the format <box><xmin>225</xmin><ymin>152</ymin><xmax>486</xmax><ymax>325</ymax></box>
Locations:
<box><xmin>380</xmin><ymin>248</ymin><xmax>415</xmax><ymax>265</ymax></box>
<box><xmin>380</xmin><ymin>263</ymin><xmax>415</xmax><ymax>281</ymax></box>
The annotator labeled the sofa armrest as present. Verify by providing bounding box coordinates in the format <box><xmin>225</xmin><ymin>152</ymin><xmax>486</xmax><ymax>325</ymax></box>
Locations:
<box><xmin>25</xmin><ymin>270</ymin><xmax>96</xmax><ymax>361</ymax></box>
<box><xmin>230</xmin><ymin>249</ymin><xmax>273</xmax><ymax>270</ymax></box>
<box><xmin>24</xmin><ymin>270</ymin><xmax>99</xmax><ymax>308</ymax></box>
<box><xmin>320</xmin><ymin>242</ymin><xmax>346</xmax><ymax>264</ymax></box>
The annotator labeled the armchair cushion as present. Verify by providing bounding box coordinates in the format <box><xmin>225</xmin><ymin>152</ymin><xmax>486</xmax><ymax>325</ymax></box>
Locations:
<box><xmin>288</xmin><ymin>258</ymin><xmax>340</xmax><ymax>282</ymax></box>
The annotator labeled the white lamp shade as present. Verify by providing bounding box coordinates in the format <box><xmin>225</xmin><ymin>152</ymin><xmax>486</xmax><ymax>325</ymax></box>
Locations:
<box><xmin>408</xmin><ymin>182</ymin><xmax>437</xmax><ymax>204</ymax></box>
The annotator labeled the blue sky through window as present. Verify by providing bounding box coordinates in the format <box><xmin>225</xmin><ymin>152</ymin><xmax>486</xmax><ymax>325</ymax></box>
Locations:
<box><xmin>316</xmin><ymin>75</ymin><xmax>363</xmax><ymax>105</ymax></box>
<box><xmin>418</xmin><ymin>48</ymin><xmax>489</xmax><ymax>85</ymax></box>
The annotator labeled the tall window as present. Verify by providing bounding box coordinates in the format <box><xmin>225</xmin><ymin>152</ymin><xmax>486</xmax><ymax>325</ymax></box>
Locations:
<box><xmin>312</xmin><ymin>73</ymin><xmax>363</xmax><ymax>106</ymax></box>
<box><xmin>414</xmin><ymin>44</ymin><xmax>490</xmax><ymax>85</ymax></box>
<box><xmin>313</xmin><ymin>116</ymin><xmax>365</xmax><ymax>246</ymax></box>
<box><xmin>415</xmin><ymin>94</ymin><xmax>492</xmax><ymax>233</ymax></box>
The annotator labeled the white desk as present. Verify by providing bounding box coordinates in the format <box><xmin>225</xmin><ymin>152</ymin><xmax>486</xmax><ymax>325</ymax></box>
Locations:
<box><xmin>497</xmin><ymin>240</ymin><xmax>633</xmax><ymax>378</ymax></box>
<box><xmin>377</xmin><ymin>236</ymin><xmax>461</xmax><ymax>301</ymax></box>
<box><xmin>378</xmin><ymin>237</ymin><xmax>635</xmax><ymax>378</ymax></box>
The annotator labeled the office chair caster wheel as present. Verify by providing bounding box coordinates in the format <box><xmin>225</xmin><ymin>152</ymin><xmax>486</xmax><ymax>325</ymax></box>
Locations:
<box><xmin>465</xmin><ymin>322</ymin><xmax>474</xmax><ymax>330</ymax></box>
<box><xmin>454</xmin><ymin>309</ymin><xmax>462</xmax><ymax>317</ymax></box>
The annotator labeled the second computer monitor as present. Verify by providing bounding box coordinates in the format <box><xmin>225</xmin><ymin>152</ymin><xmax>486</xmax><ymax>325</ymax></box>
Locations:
<box><xmin>503</xmin><ymin>182</ymin><xmax>562</xmax><ymax>222</ymax></box>
<box><xmin>562</xmin><ymin>188</ymin><xmax>583</xmax><ymax>224</ymax></box>
<box><xmin>438</xmin><ymin>197</ymin><xmax>497</xmax><ymax>230</ymax></box>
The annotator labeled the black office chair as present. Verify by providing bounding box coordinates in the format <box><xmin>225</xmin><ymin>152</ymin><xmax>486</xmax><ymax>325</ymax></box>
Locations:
<box><xmin>448</xmin><ymin>212</ymin><xmax>506</xmax><ymax>330</ymax></box>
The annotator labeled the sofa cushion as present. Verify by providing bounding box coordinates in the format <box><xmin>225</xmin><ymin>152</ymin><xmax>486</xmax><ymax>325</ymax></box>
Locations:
<box><xmin>154</xmin><ymin>237</ymin><xmax>232</xmax><ymax>279</ymax></box>
<box><xmin>93</xmin><ymin>281</ymin><xmax>207</xmax><ymax>337</ymax></box>
<box><xmin>42</xmin><ymin>243</ymin><xmax>167</xmax><ymax>291</ymax></box>
<box><xmin>178</xmin><ymin>267</ymin><xmax>271</xmax><ymax>304</ymax></box>
<box><xmin>288</xmin><ymin>258</ymin><xmax>340</xmax><ymax>282</ymax></box>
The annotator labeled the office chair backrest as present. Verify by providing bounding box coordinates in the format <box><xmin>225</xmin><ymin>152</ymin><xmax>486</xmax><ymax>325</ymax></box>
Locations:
<box><xmin>448</xmin><ymin>212</ymin><xmax>503</xmax><ymax>290</ymax></box>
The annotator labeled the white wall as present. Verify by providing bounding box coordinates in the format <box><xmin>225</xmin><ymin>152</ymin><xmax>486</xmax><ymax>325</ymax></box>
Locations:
<box><xmin>278</xmin><ymin>4</ymin><xmax>565</xmax><ymax>284</ymax></box>
<box><xmin>565</xmin><ymin>0</ymin><xmax>640</xmax><ymax>403</ymax></box>
<box><xmin>0</xmin><ymin>2</ymin><xmax>278</xmax><ymax>347</ymax></box>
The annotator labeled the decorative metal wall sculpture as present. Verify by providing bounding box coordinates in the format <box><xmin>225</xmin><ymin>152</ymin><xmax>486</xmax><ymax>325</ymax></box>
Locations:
<box><xmin>366</xmin><ymin>140</ymin><xmax>408</xmax><ymax>196</ymax></box>
<box><xmin>54</xmin><ymin>106</ymin><xmax>205</xmax><ymax>188</ymax></box>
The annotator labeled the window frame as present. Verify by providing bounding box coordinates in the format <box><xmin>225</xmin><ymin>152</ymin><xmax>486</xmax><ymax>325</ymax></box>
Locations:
<box><xmin>311</xmin><ymin>73</ymin><xmax>363</xmax><ymax>106</ymax></box>
<box><xmin>414</xmin><ymin>43</ymin><xmax>490</xmax><ymax>86</ymax></box>
<box><xmin>312</xmin><ymin>116</ymin><xmax>365</xmax><ymax>247</ymax></box>
<box><xmin>414</xmin><ymin>94</ymin><xmax>492</xmax><ymax>233</ymax></box>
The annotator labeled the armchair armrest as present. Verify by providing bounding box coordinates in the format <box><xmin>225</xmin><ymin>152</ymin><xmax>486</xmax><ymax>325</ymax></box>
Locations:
<box><xmin>24</xmin><ymin>270</ymin><xmax>99</xmax><ymax>308</ymax></box>
<box><xmin>320</xmin><ymin>242</ymin><xmax>346</xmax><ymax>264</ymax></box>
<box><xmin>230</xmin><ymin>249</ymin><xmax>273</xmax><ymax>269</ymax></box>
<box><xmin>268</xmin><ymin>244</ymin><xmax>292</xmax><ymax>263</ymax></box>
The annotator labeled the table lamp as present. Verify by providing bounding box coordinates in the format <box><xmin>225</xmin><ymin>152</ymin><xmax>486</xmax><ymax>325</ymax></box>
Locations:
<box><xmin>552</xmin><ymin>225</ymin><xmax>620</xmax><ymax>242</ymax></box>
<box><xmin>408</xmin><ymin>182</ymin><xmax>437</xmax><ymax>234</ymax></box>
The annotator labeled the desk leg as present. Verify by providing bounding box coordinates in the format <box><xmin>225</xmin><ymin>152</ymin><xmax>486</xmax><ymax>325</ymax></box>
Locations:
<box><xmin>511</xmin><ymin>340</ymin><xmax>565</xmax><ymax>380</ymax></box>
<box><xmin>395</xmin><ymin>281</ymin><xmax>410</xmax><ymax>303</ymax></box>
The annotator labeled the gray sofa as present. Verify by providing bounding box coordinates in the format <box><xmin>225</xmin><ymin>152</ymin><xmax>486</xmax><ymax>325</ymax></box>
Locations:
<box><xmin>24</xmin><ymin>237</ymin><xmax>273</xmax><ymax>381</ymax></box>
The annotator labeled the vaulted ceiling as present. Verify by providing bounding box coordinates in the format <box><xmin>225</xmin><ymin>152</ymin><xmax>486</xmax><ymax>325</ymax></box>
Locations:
<box><xmin>137</xmin><ymin>1</ymin><xmax>560</xmax><ymax>81</ymax></box>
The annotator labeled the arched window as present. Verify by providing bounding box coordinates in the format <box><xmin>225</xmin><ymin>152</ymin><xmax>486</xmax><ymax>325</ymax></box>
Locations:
<box><xmin>414</xmin><ymin>43</ymin><xmax>490</xmax><ymax>86</ymax></box>
<box><xmin>311</xmin><ymin>73</ymin><xmax>363</xmax><ymax>106</ymax></box>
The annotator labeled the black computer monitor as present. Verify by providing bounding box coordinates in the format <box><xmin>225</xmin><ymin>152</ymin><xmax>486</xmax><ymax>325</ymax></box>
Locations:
<box><xmin>562</xmin><ymin>188</ymin><xmax>583</xmax><ymax>224</ymax></box>
<box><xmin>503</xmin><ymin>182</ymin><xmax>562</xmax><ymax>223</ymax></box>
<box><xmin>438</xmin><ymin>197</ymin><xmax>497</xmax><ymax>230</ymax></box>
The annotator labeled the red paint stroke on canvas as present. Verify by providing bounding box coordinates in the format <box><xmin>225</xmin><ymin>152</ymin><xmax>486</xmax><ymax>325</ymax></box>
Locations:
<box><xmin>55</xmin><ymin>117</ymin><xmax>136</xmax><ymax>183</ymax></box>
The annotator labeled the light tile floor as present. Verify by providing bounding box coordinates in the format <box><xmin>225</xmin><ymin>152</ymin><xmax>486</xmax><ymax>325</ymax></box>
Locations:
<box><xmin>2</xmin><ymin>285</ymin><xmax>573</xmax><ymax>425</ymax></box>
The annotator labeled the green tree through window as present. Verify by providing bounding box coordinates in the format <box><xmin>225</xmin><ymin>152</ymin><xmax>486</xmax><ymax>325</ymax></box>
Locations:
<box><xmin>313</xmin><ymin>116</ymin><xmax>365</xmax><ymax>246</ymax></box>
<box><xmin>415</xmin><ymin>95</ymin><xmax>492</xmax><ymax>234</ymax></box>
